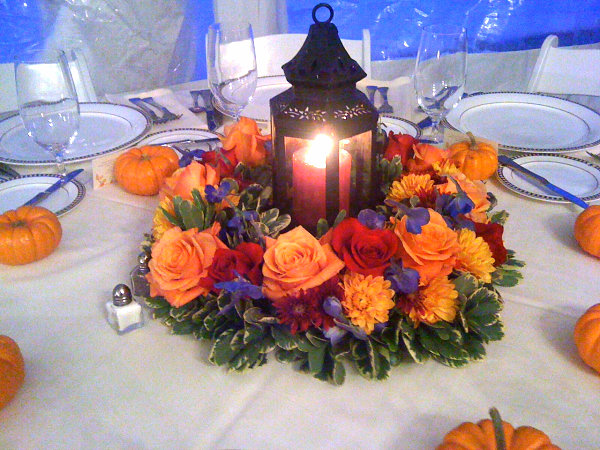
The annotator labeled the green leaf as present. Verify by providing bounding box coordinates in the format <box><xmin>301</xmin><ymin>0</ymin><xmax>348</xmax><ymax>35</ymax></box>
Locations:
<box><xmin>170</xmin><ymin>302</ymin><xmax>199</xmax><ymax>321</ymax></box>
<box><xmin>171</xmin><ymin>321</ymin><xmax>195</xmax><ymax>335</ymax></box>
<box><xmin>492</xmin><ymin>267</ymin><xmax>523</xmax><ymax>287</ymax></box>
<box><xmin>152</xmin><ymin>306</ymin><xmax>171</xmax><ymax>319</ymax></box>
<box><xmin>305</xmin><ymin>329</ymin><xmax>327</xmax><ymax>347</ymax></box>
<box><xmin>315</xmin><ymin>218</ymin><xmax>329</xmax><ymax>239</ymax></box>
<box><xmin>256</xmin><ymin>335</ymin><xmax>276</xmax><ymax>354</ymax></box>
<box><xmin>332</xmin><ymin>210</ymin><xmax>347</xmax><ymax>228</ymax></box>
<box><xmin>243</xmin><ymin>325</ymin><xmax>264</xmax><ymax>344</ymax></box>
<box><xmin>271</xmin><ymin>326</ymin><xmax>298</xmax><ymax>351</ymax></box>
<box><xmin>243</xmin><ymin>307</ymin><xmax>270</xmax><ymax>325</ymax></box>
<box><xmin>209</xmin><ymin>328</ymin><xmax>237</xmax><ymax>365</ymax></box>
<box><xmin>145</xmin><ymin>296</ymin><xmax>169</xmax><ymax>309</ymax></box>
<box><xmin>332</xmin><ymin>359</ymin><xmax>346</xmax><ymax>385</ymax></box>
<box><xmin>275</xmin><ymin>348</ymin><xmax>303</xmax><ymax>363</ymax></box>
<box><xmin>400</xmin><ymin>327</ymin><xmax>429</xmax><ymax>364</ymax></box>
<box><xmin>453</xmin><ymin>273</ymin><xmax>479</xmax><ymax>297</ymax></box>
<box><xmin>473</xmin><ymin>320</ymin><xmax>504</xmax><ymax>343</ymax></box>
<box><xmin>417</xmin><ymin>326</ymin><xmax>469</xmax><ymax>361</ymax></box>
<box><xmin>432</xmin><ymin>354</ymin><xmax>470</xmax><ymax>368</ymax></box>
<box><xmin>489</xmin><ymin>209</ymin><xmax>509</xmax><ymax>225</ymax></box>
<box><xmin>296</xmin><ymin>335</ymin><xmax>317</xmax><ymax>353</ymax></box>
<box><xmin>308</xmin><ymin>345</ymin><xmax>327</xmax><ymax>374</ymax></box>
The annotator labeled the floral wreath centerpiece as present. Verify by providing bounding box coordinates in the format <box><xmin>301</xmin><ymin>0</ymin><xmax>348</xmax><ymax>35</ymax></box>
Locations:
<box><xmin>137</xmin><ymin>114</ymin><xmax>523</xmax><ymax>384</ymax></box>
<box><xmin>134</xmin><ymin>4</ymin><xmax>523</xmax><ymax>384</ymax></box>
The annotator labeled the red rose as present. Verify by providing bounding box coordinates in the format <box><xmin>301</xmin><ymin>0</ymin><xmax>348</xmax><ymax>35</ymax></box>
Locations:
<box><xmin>331</xmin><ymin>218</ymin><xmax>399</xmax><ymax>276</ymax></box>
<box><xmin>383</xmin><ymin>132</ymin><xmax>417</xmax><ymax>165</ymax></box>
<box><xmin>203</xmin><ymin>148</ymin><xmax>238</xmax><ymax>177</ymax></box>
<box><xmin>208</xmin><ymin>242</ymin><xmax>264</xmax><ymax>287</ymax></box>
<box><xmin>474</xmin><ymin>221</ymin><xmax>508</xmax><ymax>266</ymax></box>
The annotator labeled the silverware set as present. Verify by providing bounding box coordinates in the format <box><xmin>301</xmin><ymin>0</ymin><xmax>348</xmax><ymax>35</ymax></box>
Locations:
<box><xmin>129</xmin><ymin>97</ymin><xmax>181</xmax><ymax>124</ymax></box>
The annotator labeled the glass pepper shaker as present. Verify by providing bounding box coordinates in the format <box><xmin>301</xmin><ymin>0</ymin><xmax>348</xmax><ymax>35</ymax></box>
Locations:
<box><xmin>130</xmin><ymin>251</ymin><xmax>151</xmax><ymax>302</ymax></box>
<box><xmin>106</xmin><ymin>284</ymin><xmax>145</xmax><ymax>334</ymax></box>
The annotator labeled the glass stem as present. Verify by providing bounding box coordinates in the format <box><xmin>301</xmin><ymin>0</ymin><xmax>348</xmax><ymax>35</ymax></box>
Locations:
<box><xmin>50</xmin><ymin>144</ymin><xmax>67</xmax><ymax>176</ymax></box>
<box><xmin>430</xmin><ymin>118</ymin><xmax>443</xmax><ymax>143</ymax></box>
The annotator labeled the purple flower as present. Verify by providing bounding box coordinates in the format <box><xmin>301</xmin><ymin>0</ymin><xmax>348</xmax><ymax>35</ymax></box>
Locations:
<box><xmin>436</xmin><ymin>193</ymin><xmax>474</xmax><ymax>218</ymax></box>
<box><xmin>215</xmin><ymin>272</ymin><xmax>263</xmax><ymax>315</ymax></box>
<box><xmin>385</xmin><ymin>200</ymin><xmax>430</xmax><ymax>234</ymax></box>
<box><xmin>404</xmin><ymin>207</ymin><xmax>430</xmax><ymax>234</ymax></box>
<box><xmin>179</xmin><ymin>149</ymin><xmax>207</xmax><ymax>167</ymax></box>
<box><xmin>323</xmin><ymin>296</ymin><xmax>343</xmax><ymax>318</ymax></box>
<box><xmin>357</xmin><ymin>209</ymin><xmax>386</xmax><ymax>230</ymax></box>
<box><xmin>205</xmin><ymin>181</ymin><xmax>232</xmax><ymax>203</ymax></box>
<box><xmin>385</xmin><ymin>259</ymin><xmax>419</xmax><ymax>294</ymax></box>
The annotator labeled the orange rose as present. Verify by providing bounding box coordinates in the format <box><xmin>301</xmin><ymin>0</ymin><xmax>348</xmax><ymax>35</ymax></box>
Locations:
<box><xmin>392</xmin><ymin>209</ymin><xmax>460</xmax><ymax>286</ymax></box>
<box><xmin>406</xmin><ymin>143</ymin><xmax>451</xmax><ymax>173</ymax></box>
<box><xmin>221</xmin><ymin>117</ymin><xmax>270</xmax><ymax>167</ymax></box>
<box><xmin>160</xmin><ymin>160</ymin><xmax>220</xmax><ymax>201</ymax></box>
<box><xmin>146</xmin><ymin>223</ymin><xmax>226</xmax><ymax>307</ymax></box>
<box><xmin>437</xmin><ymin>172</ymin><xmax>490</xmax><ymax>223</ymax></box>
<box><xmin>262</xmin><ymin>226</ymin><xmax>345</xmax><ymax>301</ymax></box>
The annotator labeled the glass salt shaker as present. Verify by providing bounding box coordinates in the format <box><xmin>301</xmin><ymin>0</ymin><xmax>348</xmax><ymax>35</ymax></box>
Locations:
<box><xmin>106</xmin><ymin>284</ymin><xmax>145</xmax><ymax>334</ymax></box>
<box><xmin>130</xmin><ymin>251</ymin><xmax>151</xmax><ymax>301</ymax></box>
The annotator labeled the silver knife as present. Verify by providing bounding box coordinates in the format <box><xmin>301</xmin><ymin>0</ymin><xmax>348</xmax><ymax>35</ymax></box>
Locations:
<box><xmin>23</xmin><ymin>169</ymin><xmax>84</xmax><ymax>207</ymax></box>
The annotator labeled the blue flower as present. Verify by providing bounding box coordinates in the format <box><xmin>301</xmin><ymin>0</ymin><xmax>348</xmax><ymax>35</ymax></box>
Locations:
<box><xmin>179</xmin><ymin>149</ymin><xmax>207</xmax><ymax>167</ymax></box>
<box><xmin>227</xmin><ymin>210</ymin><xmax>259</xmax><ymax>235</ymax></box>
<box><xmin>205</xmin><ymin>181</ymin><xmax>232</xmax><ymax>203</ymax></box>
<box><xmin>436</xmin><ymin>193</ymin><xmax>474</xmax><ymax>218</ymax></box>
<box><xmin>323</xmin><ymin>296</ymin><xmax>344</xmax><ymax>319</ymax></box>
<box><xmin>385</xmin><ymin>259</ymin><xmax>420</xmax><ymax>295</ymax></box>
<box><xmin>357</xmin><ymin>209</ymin><xmax>386</xmax><ymax>230</ymax></box>
<box><xmin>404</xmin><ymin>207</ymin><xmax>430</xmax><ymax>234</ymax></box>
<box><xmin>385</xmin><ymin>200</ymin><xmax>430</xmax><ymax>234</ymax></box>
<box><xmin>215</xmin><ymin>273</ymin><xmax>264</xmax><ymax>316</ymax></box>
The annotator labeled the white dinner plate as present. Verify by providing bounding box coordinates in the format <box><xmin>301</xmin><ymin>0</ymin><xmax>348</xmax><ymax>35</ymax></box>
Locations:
<box><xmin>446</xmin><ymin>92</ymin><xmax>600</xmax><ymax>153</ymax></box>
<box><xmin>0</xmin><ymin>174</ymin><xmax>86</xmax><ymax>216</ymax></box>
<box><xmin>242</xmin><ymin>76</ymin><xmax>291</xmax><ymax>122</ymax></box>
<box><xmin>497</xmin><ymin>154</ymin><xmax>600</xmax><ymax>203</ymax></box>
<box><xmin>380</xmin><ymin>115</ymin><xmax>421</xmax><ymax>138</ymax></box>
<box><xmin>138</xmin><ymin>128</ymin><xmax>222</xmax><ymax>152</ymax></box>
<box><xmin>0</xmin><ymin>102</ymin><xmax>151</xmax><ymax>165</ymax></box>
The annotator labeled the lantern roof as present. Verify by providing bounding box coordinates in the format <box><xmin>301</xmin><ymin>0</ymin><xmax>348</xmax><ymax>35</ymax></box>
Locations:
<box><xmin>282</xmin><ymin>3</ymin><xmax>367</xmax><ymax>89</ymax></box>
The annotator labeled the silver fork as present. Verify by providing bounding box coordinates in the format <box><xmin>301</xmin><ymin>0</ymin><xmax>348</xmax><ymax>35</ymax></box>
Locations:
<box><xmin>377</xmin><ymin>87</ymin><xmax>394</xmax><ymax>114</ymax></box>
<box><xmin>129</xmin><ymin>97</ymin><xmax>168</xmax><ymax>124</ymax></box>
<box><xmin>141</xmin><ymin>97</ymin><xmax>182</xmax><ymax>122</ymax></box>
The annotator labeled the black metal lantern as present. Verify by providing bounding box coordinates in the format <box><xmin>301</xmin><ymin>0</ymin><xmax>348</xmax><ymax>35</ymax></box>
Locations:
<box><xmin>270</xmin><ymin>3</ymin><xmax>379</xmax><ymax>232</ymax></box>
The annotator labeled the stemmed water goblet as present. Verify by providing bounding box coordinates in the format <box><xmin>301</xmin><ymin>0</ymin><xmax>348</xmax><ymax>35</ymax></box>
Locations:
<box><xmin>15</xmin><ymin>49</ymin><xmax>80</xmax><ymax>175</ymax></box>
<box><xmin>414</xmin><ymin>24</ymin><xmax>467</xmax><ymax>143</ymax></box>
<box><xmin>206</xmin><ymin>21</ymin><xmax>257</xmax><ymax>121</ymax></box>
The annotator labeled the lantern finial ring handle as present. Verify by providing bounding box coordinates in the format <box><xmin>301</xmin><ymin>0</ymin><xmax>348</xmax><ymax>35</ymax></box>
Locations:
<box><xmin>312</xmin><ymin>3</ymin><xmax>334</xmax><ymax>24</ymax></box>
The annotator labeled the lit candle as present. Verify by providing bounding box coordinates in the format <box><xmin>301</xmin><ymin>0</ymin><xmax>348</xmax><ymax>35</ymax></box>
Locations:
<box><xmin>292</xmin><ymin>134</ymin><xmax>351</xmax><ymax>230</ymax></box>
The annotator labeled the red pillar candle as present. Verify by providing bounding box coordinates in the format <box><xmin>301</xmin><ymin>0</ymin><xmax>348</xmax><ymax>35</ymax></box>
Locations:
<box><xmin>292</xmin><ymin>135</ymin><xmax>351</xmax><ymax>230</ymax></box>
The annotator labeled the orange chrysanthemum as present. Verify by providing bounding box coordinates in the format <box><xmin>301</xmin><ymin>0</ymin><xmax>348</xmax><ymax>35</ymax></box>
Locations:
<box><xmin>456</xmin><ymin>228</ymin><xmax>495</xmax><ymax>283</ymax></box>
<box><xmin>341</xmin><ymin>272</ymin><xmax>395</xmax><ymax>334</ymax></box>
<box><xmin>387</xmin><ymin>173</ymin><xmax>435</xmax><ymax>202</ymax></box>
<box><xmin>397</xmin><ymin>275</ymin><xmax>459</xmax><ymax>327</ymax></box>
<box><xmin>433</xmin><ymin>160</ymin><xmax>461</xmax><ymax>177</ymax></box>
<box><xmin>152</xmin><ymin>197</ymin><xmax>175</xmax><ymax>241</ymax></box>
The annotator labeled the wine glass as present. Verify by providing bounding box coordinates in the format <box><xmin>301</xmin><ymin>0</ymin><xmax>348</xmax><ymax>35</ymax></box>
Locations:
<box><xmin>15</xmin><ymin>49</ymin><xmax>80</xmax><ymax>175</ymax></box>
<box><xmin>206</xmin><ymin>21</ymin><xmax>257</xmax><ymax>121</ymax></box>
<box><xmin>414</xmin><ymin>24</ymin><xmax>467</xmax><ymax>143</ymax></box>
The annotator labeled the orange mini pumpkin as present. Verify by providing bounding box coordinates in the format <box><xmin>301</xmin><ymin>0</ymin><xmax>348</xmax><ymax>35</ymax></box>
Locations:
<box><xmin>0</xmin><ymin>206</ymin><xmax>62</xmax><ymax>265</ymax></box>
<box><xmin>448</xmin><ymin>132</ymin><xmax>498</xmax><ymax>181</ymax></box>
<box><xmin>574</xmin><ymin>204</ymin><xmax>600</xmax><ymax>258</ymax></box>
<box><xmin>0</xmin><ymin>335</ymin><xmax>25</xmax><ymax>410</ymax></box>
<box><xmin>114</xmin><ymin>145</ymin><xmax>179</xmax><ymax>196</ymax></box>
<box><xmin>438</xmin><ymin>408</ymin><xmax>560</xmax><ymax>450</ymax></box>
<box><xmin>574</xmin><ymin>303</ymin><xmax>600</xmax><ymax>374</ymax></box>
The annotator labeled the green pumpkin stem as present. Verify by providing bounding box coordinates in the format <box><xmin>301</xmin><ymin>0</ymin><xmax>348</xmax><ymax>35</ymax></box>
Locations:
<box><xmin>489</xmin><ymin>407</ymin><xmax>507</xmax><ymax>450</ymax></box>
<box><xmin>466</xmin><ymin>131</ymin><xmax>477</xmax><ymax>149</ymax></box>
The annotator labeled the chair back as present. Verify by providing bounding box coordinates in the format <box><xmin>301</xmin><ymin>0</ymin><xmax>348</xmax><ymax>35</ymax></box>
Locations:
<box><xmin>253</xmin><ymin>29</ymin><xmax>371</xmax><ymax>78</ymax></box>
<box><xmin>527</xmin><ymin>35</ymin><xmax>600</xmax><ymax>96</ymax></box>
<box><xmin>0</xmin><ymin>49</ymin><xmax>97</xmax><ymax>113</ymax></box>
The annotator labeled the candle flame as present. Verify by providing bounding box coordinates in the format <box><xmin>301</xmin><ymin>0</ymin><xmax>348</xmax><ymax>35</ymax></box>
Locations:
<box><xmin>304</xmin><ymin>134</ymin><xmax>333</xmax><ymax>168</ymax></box>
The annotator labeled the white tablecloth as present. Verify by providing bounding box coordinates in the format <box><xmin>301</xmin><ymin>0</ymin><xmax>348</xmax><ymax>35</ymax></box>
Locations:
<box><xmin>1</xmin><ymin>82</ymin><xmax>600</xmax><ymax>449</ymax></box>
